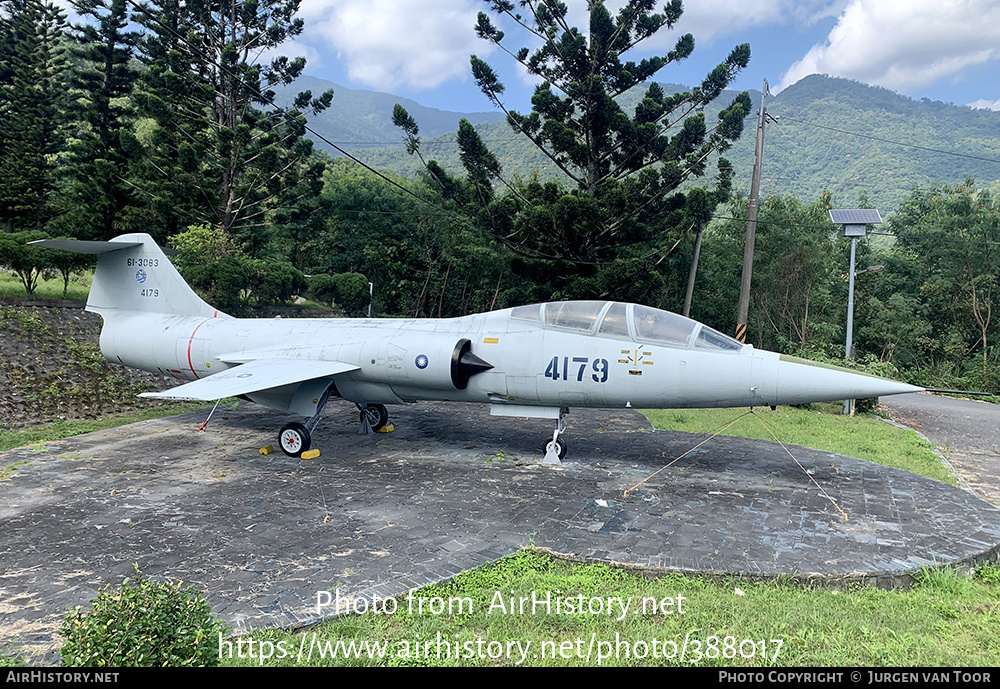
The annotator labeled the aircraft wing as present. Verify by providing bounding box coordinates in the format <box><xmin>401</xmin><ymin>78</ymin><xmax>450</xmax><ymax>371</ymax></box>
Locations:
<box><xmin>140</xmin><ymin>358</ymin><xmax>359</xmax><ymax>401</ymax></box>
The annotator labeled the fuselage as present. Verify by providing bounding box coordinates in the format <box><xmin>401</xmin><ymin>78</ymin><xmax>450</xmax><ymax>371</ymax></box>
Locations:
<box><xmin>97</xmin><ymin>300</ymin><xmax>914</xmax><ymax>413</ymax></box>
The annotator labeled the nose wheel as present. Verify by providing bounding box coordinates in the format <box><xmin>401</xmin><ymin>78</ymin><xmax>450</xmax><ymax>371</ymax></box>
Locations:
<box><xmin>541</xmin><ymin>409</ymin><xmax>569</xmax><ymax>464</ymax></box>
<box><xmin>543</xmin><ymin>436</ymin><xmax>567</xmax><ymax>461</ymax></box>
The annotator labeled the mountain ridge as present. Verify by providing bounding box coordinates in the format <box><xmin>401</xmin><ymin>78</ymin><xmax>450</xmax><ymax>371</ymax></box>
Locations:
<box><xmin>292</xmin><ymin>73</ymin><xmax>1000</xmax><ymax>213</ymax></box>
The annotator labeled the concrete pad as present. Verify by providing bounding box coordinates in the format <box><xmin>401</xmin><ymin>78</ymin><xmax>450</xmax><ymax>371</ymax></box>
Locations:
<box><xmin>3</xmin><ymin>401</ymin><xmax>1000</xmax><ymax>660</ymax></box>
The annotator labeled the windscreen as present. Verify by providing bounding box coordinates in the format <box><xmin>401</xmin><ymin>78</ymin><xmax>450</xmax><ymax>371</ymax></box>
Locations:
<box><xmin>633</xmin><ymin>305</ymin><xmax>697</xmax><ymax>347</ymax></box>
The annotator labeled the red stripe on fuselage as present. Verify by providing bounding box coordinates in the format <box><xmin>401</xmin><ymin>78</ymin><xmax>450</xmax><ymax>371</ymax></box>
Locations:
<box><xmin>186</xmin><ymin>318</ymin><xmax>211</xmax><ymax>380</ymax></box>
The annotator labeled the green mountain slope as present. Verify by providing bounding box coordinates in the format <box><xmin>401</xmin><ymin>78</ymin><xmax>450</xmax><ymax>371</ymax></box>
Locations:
<box><xmin>749</xmin><ymin>75</ymin><xmax>1000</xmax><ymax>211</ymax></box>
<box><xmin>347</xmin><ymin>81</ymin><xmax>754</xmax><ymax>185</ymax></box>
<box><xmin>273</xmin><ymin>75</ymin><xmax>506</xmax><ymax>152</ymax></box>
<box><xmin>316</xmin><ymin>74</ymin><xmax>1000</xmax><ymax>212</ymax></box>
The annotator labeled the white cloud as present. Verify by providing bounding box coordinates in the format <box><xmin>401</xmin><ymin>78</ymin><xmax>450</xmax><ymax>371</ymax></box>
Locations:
<box><xmin>777</xmin><ymin>0</ymin><xmax>1000</xmax><ymax>93</ymax></box>
<box><xmin>298</xmin><ymin>0</ymin><xmax>489</xmax><ymax>90</ymax></box>
<box><xmin>650</xmin><ymin>0</ymin><xmax>846</xmax><ymax>45</ymax></box>
<box><xmin>969</xmin><ymin>98</ymin><xmax>1000</xmax><ymax>111</ymax></box>
<box><xmin>293</xmin><ymin>1</ymin><xmax>832</xmax><ymax>91</ymax></box>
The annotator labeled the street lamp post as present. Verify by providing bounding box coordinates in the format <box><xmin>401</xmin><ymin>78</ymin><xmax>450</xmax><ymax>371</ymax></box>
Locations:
<box><xmin>829</xmin><ymin>209</ymin><xmax>883</xmax><ymax>415</ymax></box>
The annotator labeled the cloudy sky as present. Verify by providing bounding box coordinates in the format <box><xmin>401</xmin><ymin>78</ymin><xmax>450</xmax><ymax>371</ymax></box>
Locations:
<box><xmin>288</xmin><ymin>0</ymin><xmax>1000</xmax><ymax>112</ymax></box>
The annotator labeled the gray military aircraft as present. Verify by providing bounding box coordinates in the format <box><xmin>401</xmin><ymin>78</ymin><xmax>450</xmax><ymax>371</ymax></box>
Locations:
<box><xmin>34</xmin><ymin>233</ymin><xmax>922</xmax><ymax>461</ymax></box>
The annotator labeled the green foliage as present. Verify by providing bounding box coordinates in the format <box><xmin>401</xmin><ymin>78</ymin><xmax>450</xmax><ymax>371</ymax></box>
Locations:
<box><xmin>890</xmin><ymin>180</ymin><xmax>1000</xmax><ymax>375</ymax></box>
<box><xmin>306</xmin><ymin>159</ymin><xmax>508</xmax><ymax>317</ymax></box>
<box><xmin>307</xmin><ymin>273</ymin><xmax>338</xmax><ymax>306</ymax></box>
<box><xmin>245</xmin><ymin>258</ymin><xmax>308</xmax><ymax>307</ymax></box>
<box><xmin>698</xmin><ymin>193</ymin><xmax>842</xmax><ymax>350</ymax></box>
<box><xmin>396</xmin><ymin>0</ymin><xmax>751</xmax><ymax>298</ymax></box>
<box><xmin>60</xmin><ymin>570</ymin><xmax>229</xmax><ymax>667</ymax></box>
<box><xmin>170</xmin><ymin>224</ymin><xmax>306</xmax><ymax>310</ymax></box>
<box><xmin>48</xmin><ymin>237</ymin><xmax>95</xmax><ymax>296</ymax></box>
<box><xmin>309</xmin><ymin>272</ymin><xmax>370</xmax><ymax>314</ymax></box>
<box><xmin>52</xmin><ymin>0</ymin><xmax>138</xmax><ymax>240</ymax></box>
<box><xmin>0</xmin><ymin>0</ymin><xmax>68</xmax><ymax>232</ymax></box>
<box><xmin>0</xmin><ymin>230</ymin><xmax>56</xmax><ymax>295</ymax></box>
<box><xmin>170</xmin><ymin>225</ymin><xmax>249</xmax><ymax>312</ymax></box>
<box><xmin>169</xmin><ymin>224</ymin><xmax>245</xmax><ymax>271</ymax></box>
<box><xmin>129</xmin><ymin>0</ymin><xmax>332</xmax><ymax>249</ymax></box>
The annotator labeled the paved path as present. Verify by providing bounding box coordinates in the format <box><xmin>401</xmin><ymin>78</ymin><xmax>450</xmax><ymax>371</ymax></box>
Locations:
<box><xmin>3</xmin><ymin>401</ymin><xmax>999</xmax><ymax>662</ymax></box>
<box><xmin>880</xmin><ymin>392</ymin><xmax>1000</xmax><ymax>506</ymax></box>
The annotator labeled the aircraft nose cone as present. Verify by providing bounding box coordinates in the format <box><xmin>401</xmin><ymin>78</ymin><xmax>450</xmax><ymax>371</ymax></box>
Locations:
<box><xmin>774</xmin><ymin>355</ymin><xmax>922</xmax><ymax>406</ymax></box>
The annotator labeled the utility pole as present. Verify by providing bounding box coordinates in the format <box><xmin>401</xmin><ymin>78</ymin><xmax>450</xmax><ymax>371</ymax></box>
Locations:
<box><xmin>736</xmin><ymin>79</ymin><xmax>773</xmax><ymax>343</ymax></box>
<box><xmin>682</xmin><ymin>227</ymin><xmax>703</xmax><ymax>317</ymax></box>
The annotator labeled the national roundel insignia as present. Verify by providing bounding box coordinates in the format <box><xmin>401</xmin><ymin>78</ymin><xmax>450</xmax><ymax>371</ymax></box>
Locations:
<box><xmin>415</xmin><ymin>354</ymin><xmax>429</xmax><ymax>369</ymax></box>
<box><xmin>135</xmin><ymin>269</ymin><xmax>147</xmax><ymax>284</ymax></box>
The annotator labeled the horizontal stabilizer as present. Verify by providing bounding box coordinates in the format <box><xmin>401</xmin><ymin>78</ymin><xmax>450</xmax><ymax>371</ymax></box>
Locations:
<box><xmin>29</xmin><ymin>238</ymin><xmax>142</xmax><ymax>254</ymax></box>
<box><xmin>141</xmin><ymin>358</ymin><xmax>359</xmax><ymax>401</ymax></box>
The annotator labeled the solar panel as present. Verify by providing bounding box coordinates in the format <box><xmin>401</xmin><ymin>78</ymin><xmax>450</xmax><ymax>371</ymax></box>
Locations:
<box><xmin>829</xmin><ymin>209</ymin><xmax>882</xmax><ymax>224</ymax></box>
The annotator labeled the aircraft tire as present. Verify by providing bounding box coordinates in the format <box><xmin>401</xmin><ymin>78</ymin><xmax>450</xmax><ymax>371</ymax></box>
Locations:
<box><xmin>543</xmin><ymin>437</ymin><xmax>568</xmax><ymax>460</ymax></box>
<box><xmin>361</xmin><ymin>404</ymin><xmax>389</xmax><ymax>431</ymax></box>
<box><xmin>279</xmin><ymin>422</ymin><xmax>311</xmax><ymax>457</ymax></box>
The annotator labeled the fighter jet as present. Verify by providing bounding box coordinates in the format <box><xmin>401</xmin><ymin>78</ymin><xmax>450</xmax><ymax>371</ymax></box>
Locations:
<box><xmin>33</xmin><ymin>233</ymin><xmax>921</xmax><ymax>461</ymax></box>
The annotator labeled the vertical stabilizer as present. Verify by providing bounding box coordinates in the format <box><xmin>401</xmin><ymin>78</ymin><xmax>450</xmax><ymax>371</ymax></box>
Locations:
<box><xmin>29</xmin><ymin>233</ymin><xmax>225</xmax><ymax>318</ymax></box>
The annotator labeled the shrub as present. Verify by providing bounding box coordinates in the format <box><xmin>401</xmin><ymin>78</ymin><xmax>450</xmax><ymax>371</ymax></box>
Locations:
<box><xmin>307</xmin><ymin>272</ymin><xmax>369</xmax><ymax>313</ymax></box>
<box><xmin>332</xmin><ymin>272</ymin><xmax>370</xmax><ymax>314</ymax></box>
<box><xmin>307</xmin><ymin>273</ymin><xmax>338</xmax><ymax>306</ymax></box>
<box><xmin>60</xmin><ymin>571</ymin><xmax>229</xmax><ymax>667</ymax></box>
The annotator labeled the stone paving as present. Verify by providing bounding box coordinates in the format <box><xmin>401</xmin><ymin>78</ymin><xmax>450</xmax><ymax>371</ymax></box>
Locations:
<box><xmin>3</xmin><ymin>401</ymin><xmax>1000</xmax><ymax>659</ymax></box>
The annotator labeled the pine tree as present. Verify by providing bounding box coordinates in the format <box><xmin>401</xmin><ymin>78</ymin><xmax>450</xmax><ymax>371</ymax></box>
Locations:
<box><xmin>397</xmin><ymin>0</ymin><xmax>751</xmax><ymax>300</ymax></box>
<box><xmin>0</xmin><ymin>0</ymin><xmax>69</xmax><ymax>232</ymax></box>
<box><xmin>131</xmin><ymin>0</ymin><xmax>332</xmax><ymax>251</ymax></box>
<box><xmin>55</xmin><ymin>0</ymin><xmax>139</xmax><ymax>239</ymax></box>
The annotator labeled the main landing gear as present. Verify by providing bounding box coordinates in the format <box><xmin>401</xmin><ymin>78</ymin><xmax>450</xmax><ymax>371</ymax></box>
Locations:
<box><xmin>277</xmin><ymin>399</ymin><xmax>390</xmax><ymax>457</ymax></box>
<box><xmin>279</xmin><ymin>422</ymin><xmax>311</xmax><ymax>457</ymax></box>
<box><xmin>358</xmin><ymin>403</ymin><xmax>389</xmax><ymax>433</ymax></box>
<box><xmin>278</xmin><ymin>389</ymin><xmax>331</xmax><ymax>457</ymax></box>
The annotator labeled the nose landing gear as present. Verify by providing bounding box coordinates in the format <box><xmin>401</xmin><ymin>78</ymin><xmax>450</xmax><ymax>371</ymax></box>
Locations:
<box><xmin>542</xmin><ymin>409</ymin><xmax>569</xmax><ymax>464</ymax></box>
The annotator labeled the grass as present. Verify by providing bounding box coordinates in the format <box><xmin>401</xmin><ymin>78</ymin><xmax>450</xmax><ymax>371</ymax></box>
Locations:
<box><xmin>0</xmin><ymin>270</ymin><xmax>92</xmax><ymax>301</ymax></box>
<box><xmin>643</xmin><ymin>402</ymin><xmax>955</xmax><ymax>485</ymax></box>
<box><xmin>0</xmin><ymin>402</ymin><xmax>210</xmax><ymax>453</ymax></box>
<box><xmin>6</xmin><ymin>395</ymin><xmax>989</xmax><ymax>666</ymax></box>
<box><xmin>219</xmin><ymin>550</ymin><xmax>1000</xmax><ymax>667</ymax></box>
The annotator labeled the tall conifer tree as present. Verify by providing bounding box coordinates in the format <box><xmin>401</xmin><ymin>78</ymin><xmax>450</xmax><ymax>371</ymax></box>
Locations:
<box><xmin>397</xmin><ymin>0</ymin><xmax>751</xmax><ymax>301</ymax></box>
<box><xmin>57</xmin><ymin>0</ymin><xmax>139</xmax><ymax>239</ymax></box>
<box><xmin>0</xmin><ymin>0</ymin><xmax>68</xmax><ymax>231</ymax></box>
<box><xmin>131</xmin><ymin>0</ymin><xmax>332</xmax><ymax>251</ymax></box>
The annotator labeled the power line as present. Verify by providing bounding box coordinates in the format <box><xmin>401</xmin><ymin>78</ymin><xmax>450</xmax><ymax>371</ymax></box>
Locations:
<box><xmin>777</xmin><ymin>115</ymin><xmax>1000</xmax><ymax>167</ymax></box>
<box><xmin>118</xmin><ymin>0</ymin><xmax>602</xmax><ymax>264</ymax></box>
<box><xmin>708</xmin><ymin>214</ymin><xmax>1000</xmax><ymax>248</ymax></box>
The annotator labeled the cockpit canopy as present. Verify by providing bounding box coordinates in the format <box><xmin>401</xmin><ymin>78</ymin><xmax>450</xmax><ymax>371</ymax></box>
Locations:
<box><xmin>510</xmin><ymin>301</ymin><xmax>744</xmax><ymax>352</ymax></box>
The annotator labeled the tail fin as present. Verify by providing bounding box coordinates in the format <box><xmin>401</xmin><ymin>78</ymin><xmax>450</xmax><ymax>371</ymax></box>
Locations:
<box><xmin>30</xmin><ymin>233</ymin><xmax>225</xmax><ymax>318</ymax></box>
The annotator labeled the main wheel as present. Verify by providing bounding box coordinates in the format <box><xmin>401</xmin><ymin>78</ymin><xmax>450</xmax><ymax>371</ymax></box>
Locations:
<box><xmin>542</xmin><ymin>437</ymin><xmax>568</xmax><ymax>460</ymax></box>
<box><xmin>360</xmin><ymin>404</ymin><xmax>389</xmax><ymax>431</ymax></box>
<box><xmin>279</xmin><ymin>422</ymin><xmax>310</xmax><ymax>457</ymax></box>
